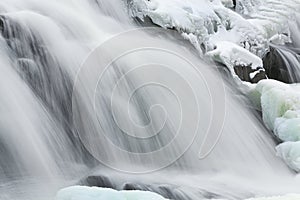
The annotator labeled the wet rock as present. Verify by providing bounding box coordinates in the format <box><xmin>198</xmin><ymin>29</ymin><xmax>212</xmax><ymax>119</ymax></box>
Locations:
<box><xmin>79</xmin><ymin>175</ymin><xmax>116</xmax><ymax>189</ymax></box>
<box><xmin>133</xmin><ymin>15</ymin><xmax>160</xmax><ymax>27</ymax></box>
<box><xmin>122</xmin><ymin>183</ymin><xmax>147</xmax><ymax>191</ymax></box>
<box><xmin>0</xmin><ymin>16</ymin><xmax>4</xmax><ymax>34</ymax></box>
<box><xmin>233</xmin><ymin>0</ymin><xmax>236</xmax><ymax>8</ymax></box>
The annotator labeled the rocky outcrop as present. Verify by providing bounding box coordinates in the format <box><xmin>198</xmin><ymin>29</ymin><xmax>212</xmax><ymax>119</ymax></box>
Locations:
<box><xmin>234</xmin><ymin>64</ymin><xmax>266</xmax><ymax>83</ymax></box>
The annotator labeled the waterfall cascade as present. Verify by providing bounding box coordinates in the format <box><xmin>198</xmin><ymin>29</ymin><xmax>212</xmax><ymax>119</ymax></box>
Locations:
<box><xmin>0</xmin><ymin>0</ymin><xmax>300</xmax><ymax>200</ymax></box>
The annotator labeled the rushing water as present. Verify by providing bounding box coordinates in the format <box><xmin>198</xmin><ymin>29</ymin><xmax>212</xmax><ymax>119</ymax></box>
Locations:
<box><xmin>264</xmin><ymin>45</ymin><xmax>300</xmax><ymax>83</ymax></box>
<box><xmin>0</xmin><ymin>1</ymin><xmax>300</xmax><ymax>200</ymax></box>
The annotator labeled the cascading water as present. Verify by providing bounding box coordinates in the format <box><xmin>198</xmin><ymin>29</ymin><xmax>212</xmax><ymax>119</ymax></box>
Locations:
<box><xmin>0</xmin><ymin>0</ymin><xmax>300</xmax><ymax>200</ymax></box>
<box><xmin>263</xmin><ymin>45</ymin><xmax>300</xmax><ymax>83</ymax></box>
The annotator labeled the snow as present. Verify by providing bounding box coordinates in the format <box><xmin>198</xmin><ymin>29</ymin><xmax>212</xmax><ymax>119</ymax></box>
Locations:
<box><xmin>249</xmin><ymin>80</ymin><xmax>300</xmax><ymax>171</ymax></box>
<box><xmin>56</xmin><ymin>186</ymin><xmax>167</xmax><ymax>200</ymax></box>
<box><xmin>56</xmin><ymin>186</ymin><xmax>300</xmax><ymax>200</ymax></box>
<box><xmin>206</xmin><ymin>41</ymin><xmax>263</xmax><ymax>77</ymax></box>
<box><xmin>269</xmin><ymin>34</ymin><xmax>291</xmax><ymax>46</ymax></box>
<box><xmin>130</xmin><ymin>0</ymin><xmax>300</xmax><ymax>80</ymax></box>
<box><xmin>250</xmin><ymin>70</ymin><xmax>264</xmax><ymax>80</ymax></box>
<box><xmin>246</xmin><ymin>194</ymin><xmax>300</xmax><ymax>200</ymax></box>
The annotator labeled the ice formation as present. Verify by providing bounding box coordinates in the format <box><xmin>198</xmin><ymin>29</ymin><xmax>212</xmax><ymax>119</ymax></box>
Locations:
<box><xmin>130</xmin><ymin>0</ymin><xmax>300</xmax><ymax>80</ymax></box>
<box><xmin>250</xmin><ymin>80</ymin><xmax>300</xmax><ymax>171</ymax></box>
<box><xmin>56</xmin><ymin>186</ymin><xmax>167</xmax><ymax>200</ymax></box>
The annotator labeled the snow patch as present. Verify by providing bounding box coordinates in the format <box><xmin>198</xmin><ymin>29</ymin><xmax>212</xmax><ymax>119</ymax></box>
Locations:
<box><xmin>246</xmin><ymin>194</ymin><xmax>300</xmax><ymax>200</ymax></box>
<box><xmin>206</xmin><ymin>41</ymin><xmax>263</xmax><ymax>77</ymax></box>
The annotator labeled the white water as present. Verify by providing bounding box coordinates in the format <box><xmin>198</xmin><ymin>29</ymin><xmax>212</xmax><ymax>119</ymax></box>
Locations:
<box><xmin>0</xmin><ymin>1</ymin><xmax>300</xmax><ymax>200</ymax></box>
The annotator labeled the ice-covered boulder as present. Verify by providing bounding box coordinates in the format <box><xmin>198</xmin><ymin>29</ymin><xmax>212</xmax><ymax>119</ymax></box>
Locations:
<box><xmin>253</xmin><ymin>80</ymin><xmax>300</xmax><ymax>142</ymax></box>
<box><xmin>276</xmin><ymin>142</ymin><xmax>300</xmax><ymax>172</ymax></box>
<box><xmin>249</xmin><ymin>80</ymin><xmax>300</xmax><ymax>171</ymax></box>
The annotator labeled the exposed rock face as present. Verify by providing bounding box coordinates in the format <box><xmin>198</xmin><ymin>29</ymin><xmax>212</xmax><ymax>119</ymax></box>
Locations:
<box><xmin>80</xmin><ymin>175</ymin><xmax>116</xmax><ymax>188</ymax></box>
<box><xmin>233</xmin><ymin>64</ymin><xmax>266</xmax><ymax>83</ymax></box>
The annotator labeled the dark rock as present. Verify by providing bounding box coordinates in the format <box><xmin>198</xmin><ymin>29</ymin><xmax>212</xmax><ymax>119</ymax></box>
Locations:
<box><xmin>122</xmin><ymin>183</ymin><xmax>147</xmax><ymax>190</ymax></box>
<box><xmin>0</xmin><ymin>16</ymin><xmax>4</xmax><ymax>33</ymax></box>
<box><xmin>80</xmin><ymin>175</ymin><xmax>116</xmax><ymax>189</ymax></box>
<box><xmin>233</xmin><ymin>64</ymin><xmax>266</xmax><ymax>83</ymax></box>
<box><xmin>133</xmin><ymin>16</ymin><xmax>160</xmax><ymax>27</ymax></box>
<box><xmin>233</xmin><ymin>0</ymin><xmax>236</xmax><ymax>8</ymax></box>
<box><xmin>251</xmin><ymin>69</ymin><xmax>266</xmax><ymax>83</ymax></box>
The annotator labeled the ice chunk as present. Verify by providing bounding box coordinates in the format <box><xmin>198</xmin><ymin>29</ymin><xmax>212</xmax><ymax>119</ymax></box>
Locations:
<box><xmin>249</xmin><ymin>80</ymin><xmax>300</xmax><ymax>171</ymax></box>
<box><xmin>254</xmin><ymin>80</ymin><xmax>300</xmax><ymax>141</ymax></box>
<box><xmin>276</xmin><ymin>142</ymin><xmax>300</xmax><ymax>172</ymax></box>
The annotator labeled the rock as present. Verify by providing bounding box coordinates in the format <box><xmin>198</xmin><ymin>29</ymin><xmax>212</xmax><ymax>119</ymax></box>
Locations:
<box><xmin>79</xmin><ymin>175</ymin><xmax>116</xmax><ymax>189</ymax></box>
<box><xmin>233</xmin><ymin>64</ymin><xmax>266</xmax><ymax>83</ymax></box>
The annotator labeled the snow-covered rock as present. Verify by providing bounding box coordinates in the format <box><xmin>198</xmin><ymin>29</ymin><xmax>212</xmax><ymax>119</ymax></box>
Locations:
<box><xmin>207</xmin><ymin>41</ymin><xmax>263</xmax><ymax>70</ymax></box>
<box><xmin>249</xmin><ymin>80</ymin><xmax>300</xmax><ymax>171</ymax></box>
<box><xmin>130</xmin><ymin>0</ymin><xmax>300</xmax><ymax>81</ymax></box>
<box><xmin>56</xmin><ymin>186</ymin><xmax>167</xmax><ymax>200</ymax></box>
<box><xmin>130</xmin><ymin>0</ymin><xmax>266</xmax><ymax>54</ymax></box>
<box><xmin>206</xmin><ymin>41</ymin><xmax>265</xmax><ymax>82</ymax></box>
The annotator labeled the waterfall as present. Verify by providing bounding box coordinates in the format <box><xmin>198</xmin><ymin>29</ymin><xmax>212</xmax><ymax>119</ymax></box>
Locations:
<box><xmin>263</xmin><ymin>45</ymin><xmax>300</xmax><ymax>83</ymax></box>
<box><xmin>0</xmin><ymin>1</ymin><xmax>300</xmax><ymax>200</ymax></box>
